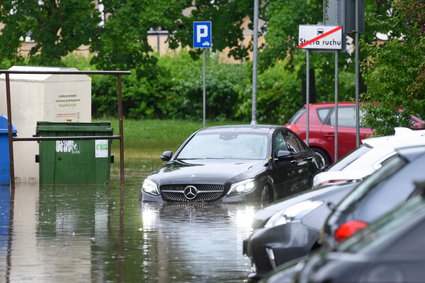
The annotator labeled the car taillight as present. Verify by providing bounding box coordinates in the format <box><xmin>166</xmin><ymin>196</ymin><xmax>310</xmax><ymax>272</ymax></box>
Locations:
<box><xmin>334</xmin><ymin>220</ymin><xmax>368</xmax><ymax>242</ymax></box>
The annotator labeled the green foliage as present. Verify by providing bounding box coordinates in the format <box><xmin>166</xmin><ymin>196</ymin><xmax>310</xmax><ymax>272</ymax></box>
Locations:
<box><xmin>65</xmin><ymin>50</ymin><xmax>356</xmax><ymax>124</ymax></box>
<box><xmin>361</xmin><ymin>0</ymin><xmax>425</xmax><ymax>135</ymax></box>
<box><xmin>260</xmin><ymin>0</ymin><xmax>323</xmax><ymax>69</ymax></box>
<box><xmin>62</xmin><ymin>54</ymin><xmax>95</xmax><ymax>70</ymax></box>
<box><xmin>0</xmin><ymin>0</ymin><xmax>100</xmax><ymax>66</ymax></box>
<box><xmin>168</xmin><ymin>0</ymin><xmax>252</xmax><ymax>60</ymax></box>
<box><xmin>5</xmin><ymin>0</ymin><xmax>421</xmax><ymax>134</ymax></box>
<box><xmin>90</xmin><ymin>0</ymin><xmax>185</xmax><ymax>78</ymax></box>
<box><xmin>90</xmin><ymin>51</ymin><xmax>247</xmax><ymax>121</ymax></box>
<box><xmin>161</xmin><ymin>52</ymin><xmax>247</xmax><ymax>120</ymax></box>
<box><xmin>235</xmin><ymin>60</ymin><xmax>301</xmax><ymax>123</ymax></box>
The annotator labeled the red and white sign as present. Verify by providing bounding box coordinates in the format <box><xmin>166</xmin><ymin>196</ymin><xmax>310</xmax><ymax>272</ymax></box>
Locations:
<box><xmin>298</xmin><ymin>25</ymin><xmax>342</xmax><ymax>50</ymax></box>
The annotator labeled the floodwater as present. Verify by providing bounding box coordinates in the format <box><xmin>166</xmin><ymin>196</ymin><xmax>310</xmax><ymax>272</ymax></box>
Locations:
<box><xmin>0</xmin><ymin>179</ymin><xmax>258</xmax><ymax>282</ymax></box>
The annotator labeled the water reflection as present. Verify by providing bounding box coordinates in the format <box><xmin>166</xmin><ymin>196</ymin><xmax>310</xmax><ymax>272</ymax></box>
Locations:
<box><xmin>0</xmin><ymin>182</ymin><xmax>256</xmax><ymax>282</ymax></box>
<box><xmin>0</xmin><ymin>185</ymin><xmax>11</xmax><ymax>283</ymax></box>
<box><xmin>140</xmin><ymin>202</ymin><xmax>255</xmax><ymax>282</ymax></box>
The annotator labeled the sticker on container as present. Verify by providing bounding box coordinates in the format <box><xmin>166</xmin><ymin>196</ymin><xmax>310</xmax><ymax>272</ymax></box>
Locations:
<box><xmin>56</xmin><ymin>140</ymin><xmax>80</xmax><ymax>154</ymax></box>
<box><xmin>95</xmin><ymin>140</ymin><xmax>109</xmax><ymax>158</ymax></box>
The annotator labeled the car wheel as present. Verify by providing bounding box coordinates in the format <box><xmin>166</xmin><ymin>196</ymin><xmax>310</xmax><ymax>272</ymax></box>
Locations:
<box><xmin>260</xmin><ymin>185</ymin><xmax>273</xmax><ymax>207</ymax></box>
<box><xmin>311</xmin><ymin>147</ymin><xmax>332</xmax><ymax>168</ymax></box>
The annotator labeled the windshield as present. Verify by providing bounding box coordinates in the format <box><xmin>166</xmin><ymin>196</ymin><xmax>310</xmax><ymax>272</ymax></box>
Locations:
<box><xmin>288</xmin><ymin>108</ymin><xmax>306</xmax><ymax>124</ymax></box>
<box><xmin>334</xmin><ymin>154</ymin><xmax>407</xmax><ymax>215</ymax></box>
<box><xmin>177</xmin><ymin>132</ymin><xmax>269</xmax><ymax>160</ymax></box>
<box><xmin>328</xmin><ymin>145</ymin><xmax>372</xmax><ymax>172</ymax></box>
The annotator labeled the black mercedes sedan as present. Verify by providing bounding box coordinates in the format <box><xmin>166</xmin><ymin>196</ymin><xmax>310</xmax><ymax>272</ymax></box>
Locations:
<box><xmin>141</xmin><ymin>125</ymin><xmax>323</xmax><ymax>204</ymax></box>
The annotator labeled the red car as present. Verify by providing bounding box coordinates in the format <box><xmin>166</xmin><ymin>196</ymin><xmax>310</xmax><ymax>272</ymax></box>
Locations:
<box><xmin>285</xmin><ymin>102</ymin><xmax>424</xmax><ymax>166</ymax></box>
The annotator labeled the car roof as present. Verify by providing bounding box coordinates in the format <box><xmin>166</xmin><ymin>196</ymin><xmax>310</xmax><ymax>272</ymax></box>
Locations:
<box><xmin>314</xmin><ymin>135</ymin><xmax>425</xmax><ymax>186</ymax></box>
<box><xmin>303</xmin><ymin>102</ymin><xmax>359</xmax><ymax>108</ymax></box>
<box><xmin>363</xmin><ymin>127</ymin><xmax>425</xmax><ymax>147</ymax></box>
<box><xmin>197</xmin><ymin>124</ymin><xmax>285</xmax><ymax>134</ymax></box>
<box><xmin>353</xmin><ymin>137</ymin><xmax>425</xmax><ymax>170</ymax></box>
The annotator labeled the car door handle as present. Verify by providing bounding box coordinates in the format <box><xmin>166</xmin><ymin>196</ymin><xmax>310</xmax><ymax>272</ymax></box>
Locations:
<box><xmin>324</xmin><ymin>133</ymin><xmax>335</xmax><ymax>138</ymax></box>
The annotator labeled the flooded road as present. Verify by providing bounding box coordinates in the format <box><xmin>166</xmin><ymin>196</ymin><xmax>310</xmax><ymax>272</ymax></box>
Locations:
<box><xmin>0</xmin><ymin>179</ymin><xmax>258</xmax><ymax>282</ymax></box>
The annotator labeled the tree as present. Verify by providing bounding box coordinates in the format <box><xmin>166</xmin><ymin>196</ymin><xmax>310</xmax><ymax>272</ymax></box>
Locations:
<box><xmin>259</xmin><ymin>0</ymin><xmax>396</xmax><ymax>105</ymax></box>
<box><xmin>0</xmin><ymin>0</ymin><xmax>100</xmax><ymax>66</ymax></box>
<box><xmin>91</xmin><ymin>0</ymin><xmax>253</xmax><ymax>77</ymax></box>
<box><xmin>361</xmin><ymin>0</ymin><xmax>425</xmax><ymax>135</ymax></box>
<box><xmin>167</xmin><ymin>0</ymin><xmax>253</xmax><ymax>60</ymax></box>
<box><xmin>91</xmin><ymin>0</ymin><xmax>192</xmax><ymax>78</ymax></box>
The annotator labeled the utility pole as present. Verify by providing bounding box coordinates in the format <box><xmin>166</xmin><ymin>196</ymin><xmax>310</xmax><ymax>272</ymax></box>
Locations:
<box><xmin>251</xmin><ymin>0</ymin><xmax>259</xmax><ymax>125</ymax></box>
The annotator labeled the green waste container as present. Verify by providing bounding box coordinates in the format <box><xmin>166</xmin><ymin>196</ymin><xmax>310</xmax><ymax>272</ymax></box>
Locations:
<box><xmin>36</xmin><ymin>121</ymin><xmax>114</xmax><ymax>185</ymax></box>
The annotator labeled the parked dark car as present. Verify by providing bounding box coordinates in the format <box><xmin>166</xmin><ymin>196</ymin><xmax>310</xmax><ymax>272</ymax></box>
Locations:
<box><xmin>322</xmin><ymin>144</ymin><xmax>425</xmax><ymax>246</ymax></box>
<box><xmin>243</xmin><ymin>181</ymin><xmax>357</xmax><ymax>281</ymax></box>
<box><xmin>141</xmin><ymin>125</ymin><xmax>323</xmax><ymax>204</ymax></box>
<box><xmin>261</xmin><ymin>180</ymin><xmax>425</xmax><ymax>283</ymax></box>
<box><xmin>285</xmin><ymin>102</ymin><xmax>425</xmax><ymax>166</ymax></box>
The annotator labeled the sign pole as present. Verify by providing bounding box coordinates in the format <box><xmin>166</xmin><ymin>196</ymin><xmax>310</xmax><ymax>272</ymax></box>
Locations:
<box><xmin>298</xmin><ymin>24</ymin><xmax>343</xmax><ymax>148</ymax></box>
<box><xmin>306</xmin><ymin>50</ymin><xmax>310</xmax><ymax>146</ymax></box>
<box><xmin>251</xmin><ymin>0</ymin><xmax>259</xmax><ymax>125</ymax></box>
<box><xmin>334</xmin><ymin>51</ymin><xmax>339</xmax><ymax>161</ymax></box>
<box><xmin>355</xmin><ymin>0</ymin><xmax>360</xmax><ymax>147</ymax></box>
<box><xmin>193</xmin><ymin>21</ymin><xmax>212</xmax><ymax>128</ymax></box>
<box><xmin>202</xmin><ymin>48</ymin><xmax>206</xmax><ymax>128</ymax></box>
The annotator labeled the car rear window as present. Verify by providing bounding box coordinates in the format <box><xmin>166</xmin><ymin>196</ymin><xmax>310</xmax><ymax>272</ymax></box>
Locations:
<box><xmin>328</xmin><ymin>107</ymin><xmax>368</xmax><ymax>128</ymax></box>
<box><xmin>328</xmin><ymin>145</ymin><xmax>372</xmax><ymax>171</ymax></box>
<box><xmin>335</xmin><ymin>155</ymin><xmax>407</xmax><ymax>218</ymax></box>
<box><xmin>317</xmin><ymin>108</ymin><xmax>332</xmax><ymax>124</ymax></box>
<box><xmin>288</xmin><ymin>108</ymin><xmax>306</xmax><ymax>124</ymax></box>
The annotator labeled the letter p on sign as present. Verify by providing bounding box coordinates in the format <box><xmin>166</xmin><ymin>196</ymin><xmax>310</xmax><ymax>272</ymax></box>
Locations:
<box><xmin>193</xmin><ymin>21</ymin><xmax>212</xmax><ymax>48</ymax></box>
<box><xmin>197</xmin><ymin>25</ymin><xmax>208</xmax><ymax>42</ymax></box>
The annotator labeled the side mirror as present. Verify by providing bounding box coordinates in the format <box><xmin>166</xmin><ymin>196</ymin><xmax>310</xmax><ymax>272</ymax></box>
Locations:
<box><xmin>160</xmin><ymin>151</ymin><xmax>173</xmax><ymax>161</ymax></box>
<box><xmin>276</xmin><ymin>150</ymin><xmax>292</xmax><ymax>159</ymax></box>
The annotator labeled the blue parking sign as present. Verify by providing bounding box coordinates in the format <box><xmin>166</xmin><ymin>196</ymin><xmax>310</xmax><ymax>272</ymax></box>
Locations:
<box><xmin>193</xmin><ymin>21</ymin><xmax>212</xmax><ymax>48</ymax></box>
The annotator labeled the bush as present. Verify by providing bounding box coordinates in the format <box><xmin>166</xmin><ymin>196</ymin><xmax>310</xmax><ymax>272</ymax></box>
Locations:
<box><xmin>90</xmin><ymin>51</ymin><xmax>248</xmax><ymax>121</ymax></box>
<box><xmin>63</xmin><ymin>51</ymin><xmax>355</xmax><ymax>124</ymax></box>
<box><xmin>235</xmin><ymin>61</ymin><xmax>302</xmax><ymax>124</ymax></box>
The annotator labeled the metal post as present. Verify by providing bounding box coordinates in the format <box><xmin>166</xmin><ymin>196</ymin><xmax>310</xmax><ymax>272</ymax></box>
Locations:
<box><xmin>202</xmin><ymin>48</ymin><xmax>206</xmax><ymax>128</ymax></box>
<box><xmin>355</xmin><ymin>0</ymin><xmax>360</xmax><ymax>147</ymax></box>
<box><xmin>117</xmin><ymin>75</ymin><xmax>125</xmax><ymax>185</ymax></box>
<box><xmin>251</xmin><ymin>0</ymin><xmax>259</xmax><ymax>125</ymax></box>
<box><xmin>334</xmin><ymin>51</ymin><xmax>339</xmax><ymax>161</ymax></box>
<box><xmin>306</xmin><ymin>50</ymin><xmax>310</xmax><ymax>146</ymax></box>
<box><xmin>5</xmin><ymin>73</ymin><xmax>15</xmax><ymax>190</ymax></box>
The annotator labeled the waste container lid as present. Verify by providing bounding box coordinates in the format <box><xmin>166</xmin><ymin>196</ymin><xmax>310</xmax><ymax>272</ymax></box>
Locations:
<box><xmin>36</xmin><ymin>121</ymin><xmax>113</xmax><ymax>134</ymax></box>
<box><xmin>0</xmin><ymin>115</ymin><xmax>17</xmax><ymax>134</ymax></box>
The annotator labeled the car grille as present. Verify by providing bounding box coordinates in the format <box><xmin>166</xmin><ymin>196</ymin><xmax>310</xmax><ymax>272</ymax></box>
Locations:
<box><xmin>160</xmin><ymin>184</ymin><xmax>225</xmax><ymax>202</ymax></box>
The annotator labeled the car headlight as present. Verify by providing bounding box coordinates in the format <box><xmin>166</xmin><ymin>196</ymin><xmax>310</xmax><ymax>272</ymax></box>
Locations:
<box><xmin>264</xmin><ymin>200</ymin><xmax>323</xmax><ymax>228</ymax></box>
<box><xmin>227</xmin><ymin>179</ymin><xmax>256</xmax><ymax>195</ymax></box>
<box><xmin>142</xmin><ymin>179</ymin><xmax>160</xmax><ymax>195</ymax></box>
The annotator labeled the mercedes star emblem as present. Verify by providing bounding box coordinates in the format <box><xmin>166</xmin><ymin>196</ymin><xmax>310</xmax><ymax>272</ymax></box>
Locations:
<box><xmin>183</xmin><ymin>185</ymin><xmax>198</xmax><ymax>200</ymax></box>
